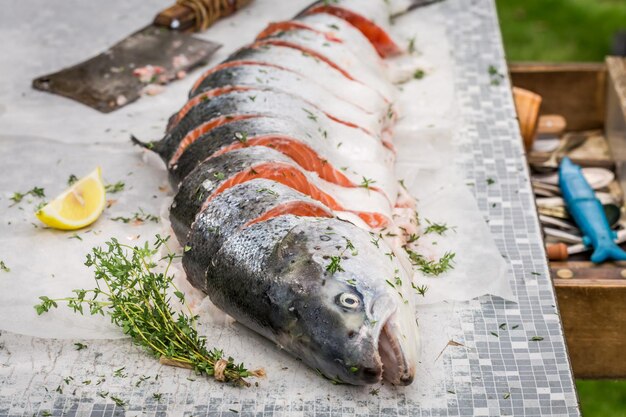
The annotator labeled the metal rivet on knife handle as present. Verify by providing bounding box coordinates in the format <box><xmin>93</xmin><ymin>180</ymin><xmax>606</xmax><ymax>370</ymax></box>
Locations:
<box><xmin>154</xmin><ymin>0</ymin><xmax>254</xmax><ymax>32</ymax></box>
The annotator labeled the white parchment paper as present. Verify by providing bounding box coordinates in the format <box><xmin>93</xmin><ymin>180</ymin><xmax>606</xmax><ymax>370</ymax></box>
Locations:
<box><xmin>0</xmin><ymin>0</ymin><xmax>513</xmax><ymax>407</ymax></box>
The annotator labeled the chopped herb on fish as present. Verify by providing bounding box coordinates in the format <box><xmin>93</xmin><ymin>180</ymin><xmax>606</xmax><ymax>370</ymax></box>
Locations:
<box><xmin>34</xmin><ymin>236</ymin><xmax>261</xmax><ymax>386</ymax></box>
<box><xmin>303</xmin><ymin>108</ymin><xmax>318</xmax><ymax>122</ymax></box>
<box><xmin>407</xmin><ymin>234</ymin><xmax>419</xmax><ymax>243</ymax></box>
<box><xmin>326</xmin><ymin>256</ymin><xmax>344</xmax><ymax>274</ymax></box>
<box><xmin>359</xmin><ymin>177</ymin><xmax>376</xmax><ymax>189</ymax></box>
<box><xmin>343</xmin><ymin>237</ymin><xmax>358</xmax><ymax>256</ymax></box>
<box><xmin>257</xmin><ymin>188</ymin><xmax>278</xmax><ymax>196</ymax></box>
<box><xmin>214</xmin><ymin>172</ymin><xmax>226</xmax><ymax>180</ymax></box>
<box><xmin>234</xmin><ymin>131</ymin><xmax>248</xmax><ymax>144</ymax></box>
<box><xmin>413</xmin><ymin>69</ymin><xmax>425</xmax><ymax>79</ymax></box>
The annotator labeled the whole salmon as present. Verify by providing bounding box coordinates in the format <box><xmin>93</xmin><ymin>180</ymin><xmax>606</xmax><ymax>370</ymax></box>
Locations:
<box><xmin>138</xmin><ymin>0</ymin><xmax>434</xmax><ymax>386</ymax></box>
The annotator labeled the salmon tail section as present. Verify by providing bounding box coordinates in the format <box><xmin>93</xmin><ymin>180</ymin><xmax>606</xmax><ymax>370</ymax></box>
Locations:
<box><xmin>131</xmin><ymin>134</ymin><xmax>161</xmax><ymax>155</ymax></box>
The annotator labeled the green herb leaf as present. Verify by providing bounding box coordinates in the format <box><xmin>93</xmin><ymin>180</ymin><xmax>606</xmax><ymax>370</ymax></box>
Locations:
<box><xmin>424</xmin><ymin>219</ymin><xmax>456</xmax><ymax>236</ymax></box>
<box><xmin>405</xmin><ymin>249</ymin><xmax>455</xmax><ymax>276</ymax></box>
<box><xmin>74</xmin><ymin>342</ymin><xmax>88</xmax><ymax>351</ymax></box>
<box><xmin>105</xmin><ymin>181</ymin><xmax>125</xmax><ymax>194</ymax></box>
<box><xmin>326</xmin><ymin>256</ymin><xmax>344</xmax><ymax>274</ymax></box>
<box><xmin>413</xmin><ymin>69</ymin><xmax>425</xmax><ymax>79</ymax></box>
<box><xmin>234</xmin><ymin>131</ymin><xmax>248</xmax><ymax>144</ymax></box>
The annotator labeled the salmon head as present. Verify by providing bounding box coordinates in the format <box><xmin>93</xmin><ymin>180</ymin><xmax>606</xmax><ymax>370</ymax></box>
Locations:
<box><xmin>265</xmin><ymin>218</ymin><xmax>420</xmax><ymax>386</ymax></box>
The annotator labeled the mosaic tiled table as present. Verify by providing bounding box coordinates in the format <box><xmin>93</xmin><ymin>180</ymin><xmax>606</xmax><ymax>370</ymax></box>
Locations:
<box><xmin>0</xmin><ymin>0</ymin><xmax>580</xmax><ymax>415</ymax></box>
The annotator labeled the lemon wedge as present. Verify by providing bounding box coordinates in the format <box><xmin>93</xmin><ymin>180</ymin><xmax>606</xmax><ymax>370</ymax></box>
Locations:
<box><xmin>36</xmin><ymin>167</ymin><xmax>106</xmax><ymax>230</ymax></box>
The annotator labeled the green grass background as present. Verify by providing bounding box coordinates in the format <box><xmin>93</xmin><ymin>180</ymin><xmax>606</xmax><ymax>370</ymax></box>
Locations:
<box><xmin>495</xmin><ymin>0</ymin><xmax>626</xmax><ymax>415</ymax></box>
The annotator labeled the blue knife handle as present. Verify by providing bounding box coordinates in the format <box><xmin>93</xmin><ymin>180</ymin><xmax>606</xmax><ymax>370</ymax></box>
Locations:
<box><xmin>558</xmin><ymin>157</ymin><xmax>626</xmax><ymax>263</ymax></box>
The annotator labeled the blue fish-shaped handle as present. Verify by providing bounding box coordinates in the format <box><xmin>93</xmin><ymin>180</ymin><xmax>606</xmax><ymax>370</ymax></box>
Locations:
<box><xmin>558</xmin><ymin>157</ymin><xmax>626</xmax><ymax>263</ymax></box>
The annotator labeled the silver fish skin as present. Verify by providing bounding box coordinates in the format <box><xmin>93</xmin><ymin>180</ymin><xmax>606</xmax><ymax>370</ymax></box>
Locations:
<box><xmin>180</xmin><ymin>64</ymin><xmax>387</xmax><ymax>134</ymax></box>
<box><xmin>159</xmin><ymin>89</ymin><xmax>385</xmax><ymax>167</ymax></box>
<box><xmin>207</xmin><ymin>45</ymin><xmax>389</xmax><ymax>113</ymax></box>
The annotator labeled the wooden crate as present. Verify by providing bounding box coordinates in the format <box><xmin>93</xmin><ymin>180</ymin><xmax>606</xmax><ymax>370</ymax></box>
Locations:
<box><xmin>510</xmin><ymin>59</ymin><xmax>626</xmax><ymax>379</ymax></box>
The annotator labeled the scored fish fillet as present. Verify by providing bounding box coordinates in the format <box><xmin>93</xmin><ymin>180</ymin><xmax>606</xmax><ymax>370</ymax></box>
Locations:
<box><xmin>139</xmin><ymin>0</ymin><xmax>425</xmax><ymax>386</ymax></box>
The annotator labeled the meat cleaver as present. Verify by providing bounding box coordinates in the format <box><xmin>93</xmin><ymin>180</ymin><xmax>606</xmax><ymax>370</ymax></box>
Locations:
<box><xmin>32</xmin><ymin>0</ymin><xmax>251</xmax><ymax>113</ymax></box>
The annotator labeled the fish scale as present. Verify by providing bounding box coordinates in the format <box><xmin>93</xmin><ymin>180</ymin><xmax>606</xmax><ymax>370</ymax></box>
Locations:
<box><xmin>144</xmin><ymin>0</ymin><xmax>426</xmax><ymax>386</ymax></box>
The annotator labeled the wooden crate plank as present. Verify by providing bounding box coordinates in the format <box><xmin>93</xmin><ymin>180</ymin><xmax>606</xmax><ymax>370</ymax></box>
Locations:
<box><xmin>509</xmin><ymin>62</ymin><xmax>606</xmax><ymax>131</ymax></box>
<box><xmin>555</xmin><ymin>279</ymin><xmax>626</xmax><ymax>378</ymax></box>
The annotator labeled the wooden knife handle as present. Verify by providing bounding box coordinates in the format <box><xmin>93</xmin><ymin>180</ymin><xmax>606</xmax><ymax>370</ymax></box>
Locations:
<box><xmin>154</xmin><ymin>0</ymin><xmax>252</xmax><ymax>32</ymax></box>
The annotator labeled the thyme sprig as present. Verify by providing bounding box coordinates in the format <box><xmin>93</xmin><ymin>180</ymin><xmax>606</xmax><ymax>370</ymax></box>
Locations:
<box><xmin>34</xmin><ymin>235</ymin><xmax>261</xmax><ymax>386</ymax></box>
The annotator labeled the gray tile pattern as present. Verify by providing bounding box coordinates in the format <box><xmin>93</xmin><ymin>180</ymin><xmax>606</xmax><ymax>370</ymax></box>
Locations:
<box><xmin>0</xmin><ymin>0</ymin><xmax>580</xmax><ymax>415</ymax></box>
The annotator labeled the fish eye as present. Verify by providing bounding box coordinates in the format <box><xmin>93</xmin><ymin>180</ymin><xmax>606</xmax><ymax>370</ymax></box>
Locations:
<box><xmin>337</xmin><ymin>293</ymin><xmax>360</xmax><ymax>310</ymax></box>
